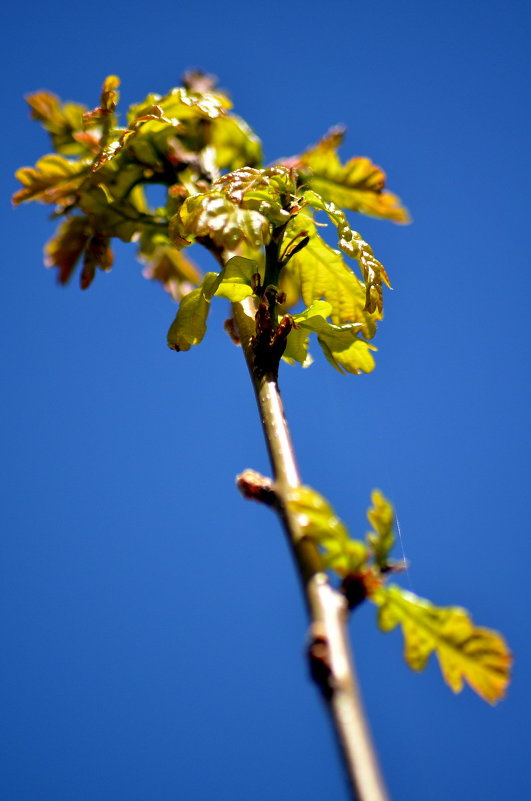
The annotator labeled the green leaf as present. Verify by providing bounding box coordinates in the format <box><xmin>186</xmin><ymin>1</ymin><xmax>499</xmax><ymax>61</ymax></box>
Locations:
<box><xmin>282</xmin><ymin>325</ymin><xmax>313</xmax><ymax>367</ymax></box>
<box><xmin>291</xmin><ymin>301</ymin><xmax>377</xmax><ymax>375</ymax></box>
<box><xmin>284</xmin><ymin>209</ymin><xmax>380</xmax><ymax>334</ymax></box>
<box><xmin>210</xmin><ymin>114</ymin><xmax>263</xmax><ymax>170</ymax></box>
<box><xmin>213</xmin><ymin>256</ymin><xmax>256</xmax><ymax>301</ymax></box>
<box><xmin>372</xmin><ymin>585</ymin><xmax>512</xmax><ymax>704</ymax></box>
<box><xmin>286</xmin><ymin>485</ymin><xmax>368</xmax><ymax>576</ymax></box>
<box><xmin>166</xmin><ymin>272</ymin><xmax>221</xmax><ymax>351</ymax></box>
<box><xmin>167</xmin><ymin>257</ymin><xmax>258</xmax><ymax>350</ymax></box>
<box><xmin>299</xmin><ymin>128</ymin><xmax>410</xmax><ymax>223</ymax></box>
<box><xmin>366</xmin><ymin>490</ymin><xmax>395</xmax><ymax>569</ymax></box>
<box><xmin>282</xmin><ymin>301</ymin><xmax>333</xmax><ymax>367</ymax></box>
<box><xmin>303</xmin><ymin>191</ymin><xmax>390</xmax><ymax>314</ymax></box>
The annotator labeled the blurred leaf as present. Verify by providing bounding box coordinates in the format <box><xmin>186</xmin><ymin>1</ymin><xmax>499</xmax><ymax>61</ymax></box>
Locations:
<box><xmin>44</xmin><ymin>215</ymin><xmax>112</xmax><ymax>288</ymax></box>
<box><xmin>303</xmin><ymin>191</ymin><xmax>390</xmax><ymax>314</ymax></box>
<box><xmin>284</xmin><ymin>209</ymin><xmax>379</xmax><ymax>337</ymax></box>
<box><xmin>140</xmin><ymin>234</ymin><xmax>202</xmax><ymax>301</ymax></box>
<box><xmin>210</xmin><ymin>114</ymin><xmax>263</xmax><ymax>170</ymax></box>
<box><xmin>44</xmin><ymin>216</ymin><xmax>91</xmax><ymax>284</ymax></box>
<box><xmin>83</xmin><ymin>74</ymin><xmax>120</xmax><ymax>128</ymax></box>
<box><xmin>128</xmin><ymin>86</ymin><xmax>231</xmax><ymax>127</ymax></box>
<box><xmin>366</xmin><ymin>490</ymin><xmax>395</xmax><ymax>569</ymax></box>
<box><xmin>79</xmin><ymin>231</ymin><xmax>113</xmax><ymax>289</ymax></box>
<box><xmin>373</xmin><ymin>585</ymin><xmax>512</xmax><ymax>704</ymax></box>
<box><xmin>13</xmin><ymin>154</ymin><xmax>88</xmax><ymax>207</ymax></box>
<box><xmin>286</xmin><ymin>485</ymin><xmax>368</xmax><ymax>576</ymax></box>
<box><xmin>299</xmin><ymin>128</ymin><xmax>410</xmax><ymax>223</ymax></box>
<box><xmin>26</xmin><ymin>91</ymin><xmax>88</xmax><ymax>156</ymax></box>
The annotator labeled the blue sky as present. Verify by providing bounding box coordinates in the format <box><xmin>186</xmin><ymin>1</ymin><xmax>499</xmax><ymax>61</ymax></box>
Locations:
<box><xmin>2</xmin><ymin>1</ymin><xmax>530</xmax><ymax>799</ymax></box>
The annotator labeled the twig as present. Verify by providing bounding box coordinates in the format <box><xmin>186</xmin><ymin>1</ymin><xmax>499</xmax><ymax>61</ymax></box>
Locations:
<box><xmin>232</xmin><ymin>297</ymin><xmax>390</xmax><ymax>801</ymax></box>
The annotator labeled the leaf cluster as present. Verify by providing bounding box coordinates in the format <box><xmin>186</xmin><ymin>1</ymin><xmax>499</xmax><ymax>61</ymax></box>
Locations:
<box><xmin>286</xmin><ymin>487</ymin><xmax>511</xmax><ymax>704</ymax></box>
<box><xmin>14</xmin><ymin>74</ymin><xmax>409</xmax><ymax>375</ymax></box>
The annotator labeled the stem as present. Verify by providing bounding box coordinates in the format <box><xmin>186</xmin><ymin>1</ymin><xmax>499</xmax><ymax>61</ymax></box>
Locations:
<box><xmin>232</xmin><ymin>297</ymin><xmax>390</xmax><ymax>801</ymax></box>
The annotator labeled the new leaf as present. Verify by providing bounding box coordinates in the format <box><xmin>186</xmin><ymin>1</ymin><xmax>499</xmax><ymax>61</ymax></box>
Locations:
<box><xmin>298</xmin><ymin>128</ymin><xmax>410</xmax><ymax>224</ymax></box>
<box><xmin>372</xmin><ymin>585</ymin><xmax>512</xmax><ymax>704</ymax></box>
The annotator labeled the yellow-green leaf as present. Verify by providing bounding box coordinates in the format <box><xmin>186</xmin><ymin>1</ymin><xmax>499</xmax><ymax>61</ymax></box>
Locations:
<box><xmin>318</xmin><ymin>332</ymin><xmax>377</xmax><ymax>375</ymax></box>
<box><xmin>291</xmin><ymin>301</ymin><xmax>377</xmax><ymax>375</ymax></box>
<box><xmin>26</xmin><ymin>91</ymin><xmax>88</xmax><ymax>156</ymax></box>
<box><xmin>286</xmin><ymin>485</ymin><xmax>368</xmax><ymax>576</ymax></box>
<box><xmin>166</xmin><ymin>272</ymin><xmax>221</xmax><ymax>351</ymax></box>
<box><xmin>282</xmin><ymin>301</ymin><xmax>333</xmax><ymax>367</ymax></box>
<box><xmin>300</xmin><ymin>129</ymin><xmax>410</xmax><ymax>223</ymax></box>
<box><xmin>366</xmin><ymin>490</ymin><xmax>395</xmax><ymax>569</ymax></box>
<box><xmin>13</xmin><ymin>154</ymin><xmax>88</xmax><ymax>207</ymax></box>
<box><xmin>166</xmin><ymin>257</ymin><xmax>258</xmax><ymax>350</ymax></box>
<box><xmin>285</xmin><ymin>209</ymin><xmax>379</xmax><ymax>334</ymax></box>
<box><xmin>210</xmin><ymin>114</ymin><xmax>263</xmax><ymax>170</ymax></box>
<box><xmin>303</xmin><ymin>191</ymin><xmax>390</xmax><ymax>314</ymax></box>
<box><xmin>213</xmin><ymin>256</ymin><xmax>256</xmax><ymax>301</ymax></box>
<box><xmin>372</xmin><ymin>585</ymin><xmax>512</xmax><ymax>704</ymax></box>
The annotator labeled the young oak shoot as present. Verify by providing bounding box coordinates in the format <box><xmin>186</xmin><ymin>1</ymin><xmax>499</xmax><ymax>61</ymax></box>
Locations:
<box><xmin>14</xmin><ymin>73</ymin><xmax>511</xmax><ymax>801</ymax></box>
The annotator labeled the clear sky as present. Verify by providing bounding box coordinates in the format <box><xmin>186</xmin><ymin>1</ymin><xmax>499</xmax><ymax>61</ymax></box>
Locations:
<box><xmin>2</xmin><ymin>1</ymin><xmax>530</xmax><ymax>799</ymax></box>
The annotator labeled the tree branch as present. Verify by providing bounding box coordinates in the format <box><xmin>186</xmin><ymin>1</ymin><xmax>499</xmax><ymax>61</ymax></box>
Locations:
<box><xmin>232</xmin><ymin>297</ymin><xmax>390</xmax><ymax>801</ymax></box>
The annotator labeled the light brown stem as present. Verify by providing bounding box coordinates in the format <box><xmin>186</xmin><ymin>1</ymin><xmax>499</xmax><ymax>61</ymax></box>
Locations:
<box><xmin>232</xmin><ymin>297</ymin><xmax>390</xmax><ymax>801</ymax></box>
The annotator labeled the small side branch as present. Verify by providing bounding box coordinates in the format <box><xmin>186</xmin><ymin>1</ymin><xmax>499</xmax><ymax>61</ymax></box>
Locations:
<box><xmin>233</xmin><ymin>297</ymin><xmax>390</xmax><ymax>801</ymax></box>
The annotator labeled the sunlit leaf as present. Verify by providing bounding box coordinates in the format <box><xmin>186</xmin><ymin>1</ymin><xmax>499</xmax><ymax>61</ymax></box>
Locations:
<box><xmin>284</xmin><ymin>209</ymin><xmax>380</xmax><ymax>333</ymax></box>
<box><xmin>299</xmin><ymin>128</ymin><xmax>410</xmax><ymax>223</ymax></box>
<box><xmin>26</xmin><ymin>91</ymin><xmax>88</xmax><ymax>156</ymax></box>
<box><xmin>13</xmin><ymin>154</ymin><xmax>88</xmax><ymax>207</ymax></box>
<box><xmin>303</xmin><ymin>191</ymin><xmax>390</xmax><ymax>314</ymax></box>
<box><xmin>285</xmin><ymin>301</ymin><xmax>376</xmax><ymax>375</ymax></box>
<box><xmin>317</xmin><ymin>328</ymin><xmax>377</xmax><ymax>375</ymax></box>
<box><xmin>167</xmin><ymin>272</ymin><xmax>221</xmax><ymax>351</ymax></box>
<box><xmin>128</xmin><ymin>86</ymin><xmax>231</xmax><ymax>127</ymax></box>
<box><xmin>366</xmin><ymin>490</ymin><xmax>395</xmax><ymax>569</ymax></box>
<box><xmin>210</xmin><ymin>114</ymin><xmax>263</xmax><ymax>170</ymax></box>
<box><xmin>213</xmin><ymin>256</ymin><xmax>256</xmax><ymax>301</ymax></box>
<box><xmin>372</xmin><ymin>585</ymin><xmax>512</xmax><ymax>704</ymax></box>
<box><xmin>172</xmin><ymin>191</ymin><xmax>271</xmax><ymax>251</ymax></box>
<box><xmin>286</xmin><ymin>485</ymin><xmax>368</xmax><ymax>576</ymax></box>
<box><xmin>282</xmin><ymin>325</ymin><xmax>313</xmax><ymax>367</ymax></box>
<box><xmin>83</xmin><ymin>74</ymin><xmax>120</xmax><ymax>128</ymax></box>
<box><xmin>282</xmin><ymin>301</ymin><xmax>334</xmax><ymax>367</ymax></box>
<box><xmin>167</xmin><ymin>257</ymin><xmax>258</xmax><ymax>349</ymax></box>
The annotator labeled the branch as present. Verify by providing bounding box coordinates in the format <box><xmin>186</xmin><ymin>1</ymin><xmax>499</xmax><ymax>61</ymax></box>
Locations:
<box><xmin>232</xmin><ymin>297</ymin><xmax>390</xmax><ymax>801</ymax></box>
